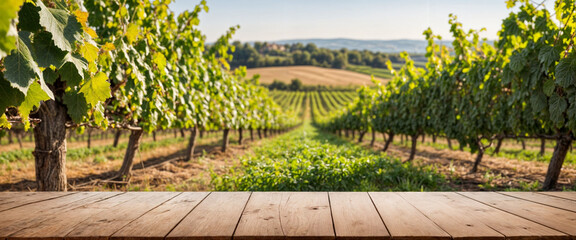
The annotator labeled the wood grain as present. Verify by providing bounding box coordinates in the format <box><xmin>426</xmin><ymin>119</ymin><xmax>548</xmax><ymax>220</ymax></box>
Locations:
<box><xmin>500</xmin><ymin>192</ymin><xmax>576</xmax><ymax>213</ymax></box>
<box><xmin>399</xmin><ymin>192</ymin><xmax>505</xmax><ymax>240</ymax></box>
<box><xmin>167</xmin><ymin>192</ymin><xmax>251</xmax><ymax>240</ymax></box>
<box><xmin>112</xmin><ymin>192</ymin><xmax>209</xmax><ymax>240</ymax></box>
<box><xmin>539</xmin><ymin>192</ymin><xmax>576</xmax><ymax>202</ymax></box>
<box><xmin>0</xmin><ymin>192</ymin><xmax>115</xmax><ymax>239</ymax></box>
<box><xmin>329</xmin><ymin>192</ymin><xmax>389</xmax><ymax>239</ymax></box>
<box><xmin>234</xmin><ymin>192</ymin><xmax>285</xmax><ymax>240</ymax></box>
<box><xmin>460</xmin><ymin>192</ymin><xmax>576</xmax><ymax>237</ymax></box>
<box><xmin>0</xmin><ymin>192</ymin><xmax>73</xmax><ymax>212</ymax></box>
<box><xmin>369</xmin><ymin>192</ymin><xmax>450</xmax><ymax>240</ymax></box>
<box><xmin>64</xmin><ymin>192</ymin><xmax>180</xmax><ymax>240</ymax></box>
<box><xmin>279</xmin><ymin>192</ymin><xmax>334</xmax><ymax>240</ymax></box>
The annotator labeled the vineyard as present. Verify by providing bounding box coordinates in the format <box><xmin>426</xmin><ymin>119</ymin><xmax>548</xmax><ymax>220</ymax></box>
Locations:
<box><xmin>1</xmin><ymin>0</ymin><xmax>576</xmax><ymax>192</ymax></box>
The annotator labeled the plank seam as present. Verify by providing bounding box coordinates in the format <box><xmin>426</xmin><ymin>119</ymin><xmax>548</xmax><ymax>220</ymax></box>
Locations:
<box><xmin>105</xmin><ymin>192</ymin><xmax>183</xmax><ymax>239</ymax></box>
<box><xmin>366</xmin><ymin>192</ymin><xmax>391</xmax><ymax>239</ymax></box>
<box><xmin>456</xmin><ymin>192</ymin><xmax>574</xmax><ymax>237</ymax></box>
<box><xmin>326</xmin><ymin>192</ymin><xmax>337</xmax><ymax>239</ymax></box>
<box><xmin>537</xmin><ymin>192</ymin><xmax>576</xmax><ymax>202</ymax></box>
<box><xmin>231</xmin><ymin>192</ymin><xmax>253</xmax><ymax>240</ymax></box>
<box><xmin>0</xmin><ymin>192</ymin><xmax>77</xmax><ymax>213</ymax></box>
<box><xmin>498</xmin><ymin>192</ymin><xmax>576</xmax><ymax>213</ymax></box>
<box><xmin>163</xmin><ymin>192</ymin><xmax>212</xmax><ymax>239</ymax></box>
<box><xmin>394</xmin><ymin>192</ymin><xmax>454</xmax><ymax>240</ymax></box>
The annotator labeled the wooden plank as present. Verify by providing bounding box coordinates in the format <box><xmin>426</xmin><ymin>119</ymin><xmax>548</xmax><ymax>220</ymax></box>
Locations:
<box><xmin>539</xmin><ymin>192</ymin><xmax>576</xmax><ymax>202</ymax></box>
<box><xmin>234</xmin><ymin>192</ymin><xmax>285</xmax><ymax>240</ymax></box>
<box><xmin>7</xmin><ymin>192</ymin><xmax>140</xmax><ymax>240</ymax></box>
<box><xmin>430</xmin><ymin>192</ymin><xmax>569</xmax><ymax>240</ymax></box>
<box><xmin>0</xmin><ymin>192</ymin><xmax>116</xmax><ymax>238</ymax></box>
<box><xmin>167</xmin><ymin>192</ymin><xmax>251</xmax><ymax>240</ymax></box>
<box><xmin>329</xmin><ymin>192</ymin><xmax>389</xmax><ymax>239</ymax></box>
<box><xmin>500</xmin><ymin>192</ymin><xmax>576</xmax><ymax>213</ymax></box>
<box><xmin>64</xmin><ymin>192</ymin><xmax>180</xmax><ymax>240</ymax></box>
<box><xmin>398</xmin><ymin>192</ymin><xmax>504</xmax><ymax>240</ymax></box>
<box><xmin>279</xmin><ymin>192</ymin><xmax>334</xmax><ymax>240</ymax></box>
<box><xmin>111</xmin><ymin>192</ymin><xmax>209</xmax><ymax>240</ymax></box>
<box><xmin>369</xmin><ymin>192</ymin><xmax>450</xmax><ymax>240</ymax></box>
<box><xmin>460</xmin><ymin>192</ymin><xmax>576</xmax><ymax>237</ymax></box>
<box><xmin>0</xmin><ymin>192</ymin><xmax>73</xmax><ymax>212</ymax></box>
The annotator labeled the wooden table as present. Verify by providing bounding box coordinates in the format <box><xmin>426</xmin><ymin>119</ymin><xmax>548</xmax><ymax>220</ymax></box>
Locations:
<box><xmin>0</xmin><ymin>192</ymin><xmax>575</xmax><ymax>240</ymax></box>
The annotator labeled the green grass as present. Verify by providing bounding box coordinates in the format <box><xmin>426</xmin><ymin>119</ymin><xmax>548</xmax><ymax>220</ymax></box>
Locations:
<box><xmin>345</xmin><ymin>65</ymin><xmax>393</xmax><ymax>79</ymax></box>
<box><xmin>0</xmin><ymin>136</ymin><xmax>188</xmax><ymax>165</ymax></box>
<box><xmin>211</xmin><ymin>122</ymin><xmax>449</xmax><ymax>191</ymax></box>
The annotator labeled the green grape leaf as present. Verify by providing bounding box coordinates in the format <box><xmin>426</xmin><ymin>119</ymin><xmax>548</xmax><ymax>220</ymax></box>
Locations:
<box><xmin>93</xmin><ymin>102</ymin><xmax>107</xmax><ymax>128</ymax></box>
<box><xmin>0</xmin><ymin>76</ymin><xmax>25</xmax><ymax>113</ymax></box>
<box><xmin>32</xmin><ymin>31</ymin><xmax>67</xmax><ymax>68</ymax></box>
<box><xmin>0</xmin><ymin>0</ymin><xmax>22</xmax><ymax>58</ymax></box>
<box><xmin>509</xmin><ymin>53</ymin><xmax>526</xmax><ymax>73</ymax></box>
<box><xmin>153</xmin><ymin>52</ymin><xmax>167</xmax><ymax>72</ymax></box>
<box><xmin>0</xmin><ymin>114</ymin><xmax>11</xmax><ymax>129</ymax></box>
<box><xmin>37</xmin><ymin>0</ymin><xmax>83</xmax><ymax>52</ymax></box>
<box><xmin>17</xmin><ymin>2</ymin><xmax>41</xmax><ymax>32</ymax></box>
<box><xmin>62</xmin><ymin>91</ymin><xmax>87</xmax><ymax>123</ymax></box>
<box><xmin>80</xmin><ymin>43</ymin><xmax>98</xmax><ymax>62</ymax></box>
<box><xmin>555</xmin><ymin>53</ymin><xmax>576</xmax><ymax>88</ymax></box>
<box><xmin>549</xmin><ymin>92</ymin><xmax>567</xmax><ymax>126</ymax></box>
<box><xmin>543</xmin><ymin>78</ymin><xmax>555</xmax><ymax>96</ymax></box>
<box><xmin>43</xmin><ymin>68</ymin><xmax>59</xmax><ymax>84</ymax></box>
<box><xmin>538</xmin><ymin>46</ymin><xmax>559</xmax><ymax>68</ymax></box>
<box><xmin>79</xmin><ymin>72</ymin><xmax>111</xmax><ymax>106</ymax></box>
<box><xmin>126</xmin><ymin>23</ymin><xmax>139</xmax><ymax>44</ymax></box>
<box><xmin>59</xmin><ymin>62</ymin><xmax>82</xmax><ymax>87</ymax></box>
<box><xmin>529</xmin><ymin>90</ymin><xmax>547</xmax><ymax>114</ymax></box>
<box><xmin>19</xmin><ymin>81</ymin><xmax>50</xmax><ymax>129</ymax></box>
<box><xmin>4</xmin><ymin>32</ymin><xmax>41</xmax><ymax>95</ymax></box>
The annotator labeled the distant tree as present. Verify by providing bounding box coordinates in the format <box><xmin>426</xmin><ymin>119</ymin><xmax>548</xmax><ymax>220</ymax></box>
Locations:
<box><xmin>305</xmin><ymin>43</ymin><xmax>318</xmax><ymax>53</ymax></box>
<box><xmin>292</xmin><ymin>51</ymin><xmax>311</xmax><ymax>65</ymax></box>
<box><xmin>269</xmin><ymin>80</ymin><xmax>288</xmax><ymax>90</ymax></box>
<box><xmin>289</xmin><ymin>79</ymin><xmax>303</xmax><ymax>91</ymax></box>
<box><xmin>348</xmin><ymin>51</ymin><xmax>362</xmax><ymax>65</ymax></box>
<box><xmin>332</xmin><ymin>52</ymin><xmax>348</xmax><ymax>69</ymax></box>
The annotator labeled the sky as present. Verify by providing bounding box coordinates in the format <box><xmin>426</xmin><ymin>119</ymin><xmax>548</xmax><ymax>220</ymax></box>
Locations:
<box><xmin>169</xmin><ymin>0</ymin><xmax>530</xmax><ymax>43</ymax></box>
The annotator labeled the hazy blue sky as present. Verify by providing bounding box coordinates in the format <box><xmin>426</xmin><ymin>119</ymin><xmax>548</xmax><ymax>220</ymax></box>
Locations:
<box><xmin>169</xmin><ymin>0</ymin><xmax>527</xmax><ymax>42</ymax></box>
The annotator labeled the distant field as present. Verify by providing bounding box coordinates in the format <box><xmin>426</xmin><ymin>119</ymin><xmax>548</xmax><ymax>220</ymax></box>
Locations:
<box><xmin>345</xmin><ymin>65</ymin><xmax>394</xmax><ymax>79</ymax></box>
<box><xmin>247</xmin><ymin>66</ymin><xmax>387</xmax><ymax>86</ymax></box>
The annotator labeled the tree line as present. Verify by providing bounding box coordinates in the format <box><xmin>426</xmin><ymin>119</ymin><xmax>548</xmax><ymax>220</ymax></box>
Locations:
<box><xmin>229</xmin><ymin>41</ymin><xmax>416</xmax><ymax>69</ymax></box>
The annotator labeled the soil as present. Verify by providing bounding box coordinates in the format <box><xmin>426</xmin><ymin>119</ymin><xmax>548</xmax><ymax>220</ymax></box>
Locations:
<box><xmin>0</xmin><ymin>130</ymin><xmax>272</xmax><ymax>192</ymax></box>
<box><xmin>364</xmin><ymin>137</ymin><xmax>576</xmax><ymax>191</ymax></box>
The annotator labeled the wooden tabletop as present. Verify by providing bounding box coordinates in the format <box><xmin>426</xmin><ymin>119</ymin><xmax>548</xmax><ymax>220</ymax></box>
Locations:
<box><xmin>0</xmin><ymin>192</ymin><xmax>575</xmax><ymax>240</ymax></box>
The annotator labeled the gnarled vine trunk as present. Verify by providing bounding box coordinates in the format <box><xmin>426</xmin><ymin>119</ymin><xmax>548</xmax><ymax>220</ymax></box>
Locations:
<box><xmin>250</xmin><ymin>128</ymin><xmax>254</xmax><ymax>141</ymax></box>
<box><xmin>471</xmin><ymin>142</ymin><xmax>485</xmax><ymax>173</ymax></box>
<box><xmin>493</xmin><ymin>137</ymin><xmax>503</xmax><ymax>155</ymax></box>
<box><xmin>447</xmin><ymin>138</ymin><xmax>452</xmax><ymax>149</ymax></box>
<box><xmin>238</xmin><ymin>128</ymin><xmax>243</xmax><ymax>145</ymax></box>
<box><xmin>257</xmin><ymin>129</ymin><xmax>262</xmax><ymax>139</ymax></box>
<box><xmin>540</xmin><ymin>138</ymin><xmax>546</xmax><ymax>156</ymax></box>
<box><xmin>116</xmin><ymin>129</ymin><xmax>143</xmax><ymax>181</ymax></box>
<box><xmin>222</xmin><ymin>128</ymin><xmax>230</xmax><ymax>152</ymax></box>
<box><xmin>382</xmin><ymin>132</ymin><xmax>394</xmax><ymax>152</ymax></box>
<box><xmin>358</xmin><ymin>131</ymin><xmax>366</xmax><ymax>143</ymax></box>
<box><xmin>33</xmin><ymin>100</ymin><xmax>68</xmax><ymax>191</ymax></box>
<box><xmin>185</xmin><ymin>126</ymin><xmax>198</xmax><ymax>161</ymax></box>
<box><xmin>543</xmin><ymin>135</ymin><xmax>572</xmax><ymax>190</ymax></box>
<box><xmin>407</xmin><ymin>134</ymin><xmax>418</xmax><ymax>161</ymax></box>
<box><xmin>113</xmin><ymin>129</ymin><xmax>121</xmax><ymax>147</ymax></box>
<box><xmin>370</xmin><ymin>131</ymin><xmax>376</xmax><ymax>147</ymax></box>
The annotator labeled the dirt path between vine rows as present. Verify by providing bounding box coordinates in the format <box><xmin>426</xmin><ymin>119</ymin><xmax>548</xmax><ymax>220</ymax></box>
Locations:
<box><xmin>365</xmin><ymin>140</ymin><xmax>576</xmax><ymax>191</ymax></box>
